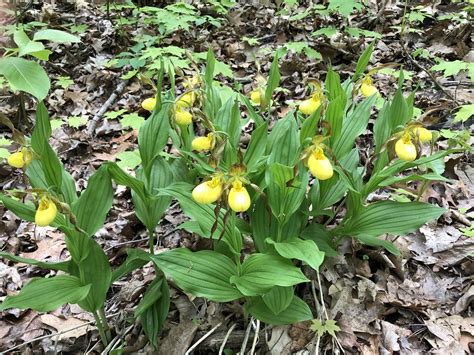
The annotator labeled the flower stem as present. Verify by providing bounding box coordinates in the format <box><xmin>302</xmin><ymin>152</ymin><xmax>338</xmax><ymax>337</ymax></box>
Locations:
<box><xmin>93</xmin><ymin>311</ymin><xmax>108</xmax><ymax>346</ymax></box>
<box><xmin>99</xmin><ymin>306</ymin><xmax>112</xmax><ymax>341</ymax></box>
<box><xmin>148</xmin><ymin>228</ymin><xmax>155</xmax><ymax>255</ymax></box>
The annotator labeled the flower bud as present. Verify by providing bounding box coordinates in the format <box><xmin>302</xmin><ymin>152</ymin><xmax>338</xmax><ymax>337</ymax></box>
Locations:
<box><xmin>192</xmin><ymin>177</ymin><xmax>223</xmax><ymax>204</ymax></box>
<box><xmin>360</xmin><ymin>77</ymin><xmax>378</xmax><ymax>98</ymax></box>
<box><xmin>35</xmin><ymin>196</ymin><xmax>57</xmax><ymax>227</ymax></box>
<box><xmin>175</xmin><ymin>108</ymin><xmax>193</xmax><ymax>126</ymax></box>
<box><xmin>307</xmin><ymin>150</ymin><xmax>333</xmax><ymax>180</ymax></box>
<box><xmin>413</xmin><ymin>127</ymin><xmax>432</xmax><ymax>144</ymax></box>
<box><xmin>192</xmin><ymin>134</ymin><xmax>213</xmax><ymax>152</ymax></box>
<box><xmin>299</xmin><ymin>97</ymin><xmax>321</xmax><ymax>116</ymax></box>
<box><xmin>395</xmin><ymin>134</ymin><xmax>417</xmax><ymax>161</ymax></box>
<box><xmin>141</xmin><ymin>97</ymin><xmax>157</xmax><ymax>112</ymax></box>
<box><xmin>228</xmin><ymin>180</ymin><xmax>251</xmax><ymax>212</ymax></box>
<box><xmin>7</xmin><ymin>148</ymin><xmax>33</xmax><ymax>169</ymax></box>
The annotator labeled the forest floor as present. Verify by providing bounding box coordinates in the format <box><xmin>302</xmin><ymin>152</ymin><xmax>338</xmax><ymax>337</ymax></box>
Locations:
<box><xmin>0</xmin><ymin>0</ymin><xmax>473</xmax><ymax>354</ymax></box>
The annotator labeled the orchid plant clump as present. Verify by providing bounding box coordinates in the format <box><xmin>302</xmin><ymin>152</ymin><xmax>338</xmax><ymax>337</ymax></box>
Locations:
<box><xmin>0</xmin><ymin>44</ymin><xmax>458</xmax><ymax>348</ymax></box>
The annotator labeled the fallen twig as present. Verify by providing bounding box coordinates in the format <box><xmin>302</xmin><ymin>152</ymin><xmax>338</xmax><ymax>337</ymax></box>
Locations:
<box><xmin>87</xmin><ymin>80</ymin><xmax>128</xmax><ymax>136</ymax></box>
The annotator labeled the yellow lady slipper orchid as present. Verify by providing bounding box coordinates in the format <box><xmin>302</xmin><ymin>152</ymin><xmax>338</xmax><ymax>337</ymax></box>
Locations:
<box><xmin>183</xmin><ymin>75</ymin><xmax>200</xmax><ymax>88</ymax></box>
<box><xmin>395</xmin><ymin>134</ymin><xmax>417</xmax><ymax>161</ymax></box>
<box><xmin>360</xmin><ymin>77</ymin><xmax>378</xmax><ymax>98</ymax></box>
<box><xmin>413</xmin><ymin>127</ymin><xmax>432</xmax><ymax>144</ymax></box>
<box><xmin>192</xmin><ymin>134</ymin><xmax>214</xmax><ymax>152</ymax></box>
<box><xmin>141</xmin><ymin>97</ymin><xmax>157</xmax><ymax>112</ymax></box>
<box><xmin>192</xmin><ymin>176</ymin><xmax>223</xmax><ymax>204</ymax></box>
<box><xmin>176</xmin><ymin>92</ymin><xmax>196</xmax><ymax>108</ymax></box>
<box><xmin>7</xmin><ymin>148</ymin><xmax>33</xmax><ymax>169</ymax></box>
<box><xmin>307</xmin><ymin>149</ymin><xmax>333</xmax><ymax>180</ymax></box>
<box><xmin>35</xmin><ymin>196</ymin><xmax>57</xmax><ymax>227</ymax></box>
<box><xmin>228</xmin><ymin>180</ymin><xmax>251</xmax><ymax>213</ymax></box>
<box><xmin>175</xmin><ymin>108</ymin><xmax>193</xmax><ymax>126</ymax></box>
<box><xmin>299</xmin><ymin>97</ymin><xmax>321</xmax><ymax>116</ymax></box>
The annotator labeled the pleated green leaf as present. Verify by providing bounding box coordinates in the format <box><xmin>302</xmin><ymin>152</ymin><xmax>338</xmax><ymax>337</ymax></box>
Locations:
<box><xmin>0</xmin><ymin>276</ymin><xmax>90</xmax><ymax>312</ymax></box>
<box><xmin>230</xmin><ymin>253</ymin><xmax>309</xmax><ymax>296</ymax></box>
<box><xmin>266</xmin><ymin>238</ymin><xmax>325</xmax><ymax>271</ymax></box>
<box><xmin>343</xmin><ymin>200</ymin><xmax>445</xmax><ymax>237</ymax></box>
<box><xmin>152</xmin><ymin>248</ymin><xmax>242</xmax><ymax>302</ymax></box>
<box><xmin>246</xmin><ymin>295</ymin><xmax>313</xmax><ymax>325</ymax></box>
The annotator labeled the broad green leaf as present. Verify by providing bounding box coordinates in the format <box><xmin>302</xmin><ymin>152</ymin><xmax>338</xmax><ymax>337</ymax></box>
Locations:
<box><xmin>138</xmin><ymin>103</ymin><xmax>171</xmax><ymax>176</ymax></box>
<box><xmin>431</xmin><ymin>60</ymin><xmax>470</xmax><ymax>78</ymax></box>
<box><xmin>0</xmin><ymin>276</ymin><xmax>90</xmax><ymax>312</ymax></box>
<box><xmin>454</xmin><ymin>104</ymin><xmax>474</xmax><ymax>123</ymax></box>
<box><xmin>244</xmin><ymin>122</ymin><xmax>268</xmax><ymax>172</ymax></box>
<box><xmin>152</xmin><ymin>248</ymin><xmax>242</xmax><ymax>302</ymax></box>
<box><xmin>204</xmin><ymin>49</ymin><xmax>216</xmax><ymax>85</ymax></box>
<box><xmin>133</xmin><ymin>156</ymin><xmax>173</xmax><ymax>232</ymax></box>
<box><xmin>105</xmin><ymin>162</ymin><xmax>147</xmax><ymax>202</ymax></box>
<box><xmin>355</xmin><ymin>234</ymin><xmax>400</xmax><ymax>255</ymax></box>
<box><xmin>72</xmin><ymin>165</ymin><xmax>113</xmax><ymax>237</ymax></box>
<box><xmin>341</xmin><ymin>201</ymin><xmax>445</xmax><ymax>237</ymax></box>
<box><xmin>67</xmin><ymin>116</ymin><xmax>87</xmax><ymax>128</ymax></box>
<box><xmin>266</xmin><ymin>238</ymin><xmax>325</xmax><ymax>271</ymax></box>
<box><xmin>33</xmin><ymin>29</ymin><xmax>81</xmax><ymax>43</ymax></box>
<box><xmin>245</xmin><ymin>295</ymin><xmax>313</xmax><ymax>325</ymax></box>
<box><xmin>112</xmin><ymin>249</ymin><xmax>151</xmax><ymax>282</ymax></box>
<box><xmin>332</xmin><ymin>95</ymin><xmax>376</xmax><ymax>158</ymax></box>
<box><xmin>0</xmin><ymin>57</ymin><xmax>50</xmax><ymax>100</ymax></box>
<box><xmin>299</xmin><ymin>107</ymin><xmax>321</xmax><ymax>143</ymax></box>
<box><xmin>301</xmin><ymin>222</ymin><xmax>338</xmax><ymax>257</ymax></box>
<box><xmin>262</xmin><ymin>286</ymin><xmax>294</xmax><ymax>315</ymax></box>
<box><xmin>116</xmin><ymin>150</ymin><xmax>142</xmax><ymax>170</ymax></box>
<box><xmin>75</xmin><ymin>238</ymin><xmax>112</xmax><ymax>312</ymax></box>
<box><xmin>0</xmin><ymin>251</ymin><xmax>70</xmax><ymax>272</ymax></box>
<box><xmin>312</xmin><ymin>27</ymin><xmax>338</xmax><ymax>38</ymax></box>
<box><xmin>159</xmin><ymin>183</ymin><xmax>242</xmax><ymax>255</ymax></box>
<box><xmin>230</xmin><ymin>253</ymin><xmax>308</xmax><ymax>296</ymax></box>
<box><xmin>264</xmin><ymin>55</ymin><xmax>281</xmax><ymax>106</ymax></box>
<box><xmin>138</xmin><ymin>277</ymin><xmax>170</xmax><ymax>349</ymax></box>
<box><xmin>120</xmin><ymin>113</ymin><xmax>145</xmax><ymax>131</ymax></box>
<box><xmin>352</xmin><ymin>41</ymin><xmax>375</xmax><ymax>82</ymax></box>
<box><xmin>268</xmin><ymin>112</ymin><xmax>299</xmax><ymax>166</ymax></box>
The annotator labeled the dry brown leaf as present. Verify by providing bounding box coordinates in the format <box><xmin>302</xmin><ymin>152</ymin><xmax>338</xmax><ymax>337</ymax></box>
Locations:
<box><xmin>40</xmin><ymin>314</ymin><xmax>91</xmax><ymax>341</ymax></box>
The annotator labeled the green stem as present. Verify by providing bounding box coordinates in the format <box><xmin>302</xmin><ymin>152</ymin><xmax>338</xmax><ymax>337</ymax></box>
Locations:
<box><xmin>98</xmin><ymin>306</ymin><xmax>112</xmax><ymax>341</ymax></box>
<box><xmin>93</xmin><ymin>311</ymin><xmax>109</xmax><ymax>346</ymax></box>
<box><xmin>148</xmin><ymin>228</ymin><xmax>155</xmax><ymax>255</ymax></box>
<box><xmin>276</xmin><ymin>220</ymin><xmax>284</xmax><ymax>242</ymax></box>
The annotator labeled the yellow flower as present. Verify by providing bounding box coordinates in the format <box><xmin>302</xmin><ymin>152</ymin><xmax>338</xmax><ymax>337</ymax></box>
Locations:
<box><xmin>228</xmin><ymin>180</ymin><xmax>251</xmax><ymax>212</ymax></box>
<box><xmin>35</xmin><ymin>196</ymin><xmax>57</xmax><ymax>227</ymax></box>
<box><xmin>175</xmin><ymin>108</ymin><xmax>193</xmax><ymax>125</ymax></box>
<box><xmin>192</xmin><ymin>177</ymin><xmax>223</xmax><ymax>204</ymax></box>
<box><xmin>183</xmin><ymin>75</ymin><xmax>200</xmax><ymax>88</ymax></box>
<box><xmin>176</xmin><ymin>92</ymin><xmax>196</xmax><ymax>109</ymax></box>
<box><xmin>192</xmin><ymin>134</ymin><xmax>214</xmax><ymax>152</ymax></box>
<box><xmin>413</xmin><ymin>127</ymin><xmax>432</xmax><ymax>144</ymax></box>
<box><xmin>299</xmin><ymin>97</ymin><xmax>321</xmax><ymax>115</ymax></box>
<box><xmin>7</xmin><ymin>148</ymin><xmax>33</xmax><ymax>169</ymax></box>
<box><xmin>395</xmin><ymin>134</ymin><xmax>417</xmax><ymax>161</ymax></box>
<box><xmin>360</xmin><ymin>77</ymin><xmax>378</xmax><ymax>98</ymax></box>
<box><xmin>141</xmin><ymin>97</ymin><xmax>157</xmax><ymax>112</ymax></box>
<box><xmin>307</xmin><ymin>149</ymin><xmax>333</xmax><ymax>180</ymax></box>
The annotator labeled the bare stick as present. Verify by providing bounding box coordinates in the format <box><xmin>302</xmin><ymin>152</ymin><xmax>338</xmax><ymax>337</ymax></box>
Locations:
<box><xmin>87</xmin><ymin>81</ymin><xmax>128</xmax><ymax>136</ymax></box>
<box><xmin>185</xmin><ymin>322</ymin><xmax>223</xmax><ymax>355</ymax></box>
<box><xmin>240</xmin><ymin>317</ymin><xmax>255</xmax><ymax>354</ymax></box>
<box><xmin>249</xmin><ymin>319</ymin><xmax>260</xmax><ymax>355</ymax></box>
<box><xmin>218</xmin><ymin>323</ymin><xmax>237</xmax><ymax>355</ymax></box>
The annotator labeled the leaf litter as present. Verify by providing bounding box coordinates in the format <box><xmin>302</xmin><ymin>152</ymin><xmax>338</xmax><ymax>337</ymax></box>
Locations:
<box><xmin>0</xmin><ymin>0</ymin><xmax>473</xmax><ymax>353</ymax></box>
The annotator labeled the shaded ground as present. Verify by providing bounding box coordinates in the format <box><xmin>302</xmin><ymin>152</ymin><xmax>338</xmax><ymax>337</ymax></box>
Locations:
<box><xmin>0</xmin><ymin>0</ymin><xmax>473</xmax><ymax>353</ymax></box>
